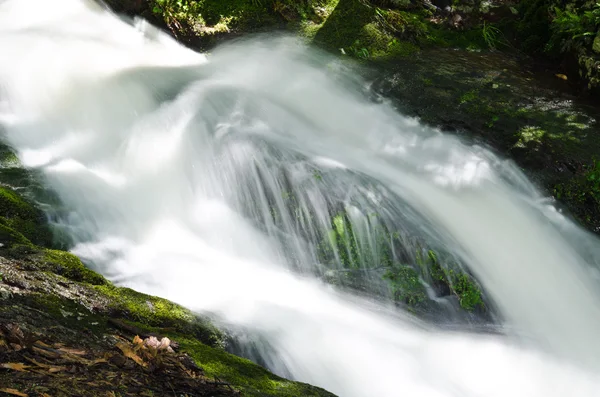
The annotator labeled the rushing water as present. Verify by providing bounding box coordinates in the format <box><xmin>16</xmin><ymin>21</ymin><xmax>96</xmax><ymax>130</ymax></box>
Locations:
<box><xmin>2</xmin><ymin>1</ymin><xmax>600</xmax><ymax>396</ymax></box>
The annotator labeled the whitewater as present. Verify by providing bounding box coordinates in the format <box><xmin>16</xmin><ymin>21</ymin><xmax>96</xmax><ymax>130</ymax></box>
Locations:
<box><xmin>1</xmin><ymin>0</ymin><xmax>600</xmax><ymax>396</ymax></box>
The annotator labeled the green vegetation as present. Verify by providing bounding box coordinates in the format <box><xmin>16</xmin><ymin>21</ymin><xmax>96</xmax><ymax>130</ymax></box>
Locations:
<box><xmin>0</xmin><ymin>186</ymin><xmax>53</xmax><ymax>247</ymax></box>
<box><xmin>548</xmin><ymin>2</ymin><xmax>600</xmax><ymax>53</ymax></box>
<box><xmin>96</xmin><ymin>284</ymin><xmax>224</xmax><ymax>347</ymax></box>
<box><xmin>175</xmin><ymin>334</ymin><xmax>334</xmax><ymax>396</ymax></box>
<box><xmin>44</xmin><ymin>249</ymin><xmax>108</xmax><ymax>285</ymax></box>
<box><xmin>554</xmin><ymin>158</ymin><xmax>600</xmax><ymax>226</ymax></box>
<box><xmin>317</xmin><ymin>208</ymin><xmax>485</xmax><ymax>312</ymax></box>
<box><xmin>383</xmin><ymin>265</ymin><xmax>426</xmax><ymax>306</ymax></box>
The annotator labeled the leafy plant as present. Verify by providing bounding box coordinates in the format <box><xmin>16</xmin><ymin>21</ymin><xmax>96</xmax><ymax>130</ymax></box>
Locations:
<box><xmin>482</xmin><ymin>21</ymin><xmax>504</xmax><ymax>49</ymax></box>
<box><xmin>151</xmin><ymin>0</ymin><xmax>200</xmax><ymax>33</ymax></box>
<box><xmin>549</xmin><ymin>3</ymin><xmax>600</xmax><ymax>52</ymax></box>
<box><xmin>346</xmin><ymin>40</ymin><xmax>371</xmax><ymax>59</ymax></box>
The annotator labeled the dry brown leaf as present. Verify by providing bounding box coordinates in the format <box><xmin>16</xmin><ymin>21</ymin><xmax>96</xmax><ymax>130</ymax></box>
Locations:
<box><xmin>115</xmin><ymin>342</ymin><xmax>146</xmax><ymax>367</ymax></box>
<box><xmin>48</xmin><ymin>366</ymin><xmax>66</xmax><ymax>373</ymax></box>
<box><xmin>133</xmin><ymin>335</ymin><xmax>143</xmax><ymax>346</ymax></box>
<box><xmin>1</xmin><ymin>362</ymin><xmax>30</xmax><ymax>372</ymax></box>
<box><xmin>24</xmin><ymin>358</ymin><xmax>58</xmax><ymax>370</ymax></box>
<box><xmin>57</xmin><ymin>347</ymin><xmax>87</xmax><ymax>356</ymax></box>
<box><xmin>65</xmin><ymin>355</ymin><xmax>93</xmax><ymax>365</ymax></box>
<box><xmin>88</xmin><ymin>358</ymin><xmax>108</xmax><ymax>366</ymax></box>
<box><xmin>0</xmin><ymin>388</ymin><xmax>28</xmax><ymax>397</ymax></box>
<box><xmin>31</xmin><ymin>347</ymin><xmax>60</xmax><ymax>359</ymax></box>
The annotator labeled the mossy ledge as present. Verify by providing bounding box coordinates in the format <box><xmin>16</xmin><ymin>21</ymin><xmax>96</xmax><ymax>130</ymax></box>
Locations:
<box><xmin>0</xmin><ymin>251</ymin><xmax>335</xmax><ymax>396</ymax></box>
<box><xmin>0</xmin><ymin>176</ymin><xmax>335</xmax><ymax>396</ymax></box>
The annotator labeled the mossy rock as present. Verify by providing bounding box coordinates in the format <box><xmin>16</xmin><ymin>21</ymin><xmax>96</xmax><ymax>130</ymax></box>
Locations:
<box><xmin>175</xmin><ymin>333</ymin><xmax>336</xmax><ymax>397</ymax></box>
<box><xmin>427</xmin><ymin>250</ymin><xmax>484</xmax><ymax>311</ymax></box>
<box><xmin>43</xmin><ymin>249</ymin><xmax>108</xmax><ymax>286</ymax></box>
<box><xmin>0</xmin><ymin>249</ymin><xmax>337</xmax><ymax>397</ymax></box>
<box><xmin>96</xmin><ymin>284</ymin><xmax>224</xmax><ymax>347</ymax></box>
<box><xmin>0</xmin><ymin>185</ymin><xmax>53</xmax><ymax>247</ymax></box>
<box><xmin>0</xmin><ymin>222</ymin><xmax>33</xmax><ymax>248</ymax></box>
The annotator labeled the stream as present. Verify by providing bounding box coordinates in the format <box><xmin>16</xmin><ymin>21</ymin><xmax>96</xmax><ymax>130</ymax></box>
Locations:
<box><xmin>1</xmin><ymin>1</ymin><xmax>600</xmax><ymax>396</ymax></box>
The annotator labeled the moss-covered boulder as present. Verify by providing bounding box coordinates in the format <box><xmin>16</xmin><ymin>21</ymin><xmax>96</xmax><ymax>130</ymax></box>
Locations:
<box><xmin>0</xmin><ymin>250</ymin><xmax>336</xmax><ymax>397</ymax></box>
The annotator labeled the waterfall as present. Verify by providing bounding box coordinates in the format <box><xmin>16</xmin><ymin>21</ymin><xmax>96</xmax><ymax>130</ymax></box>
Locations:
<box><xmin>1</xmin><ymin>1</ymin><xmax>600</xmax><ymax>396</ymax></box>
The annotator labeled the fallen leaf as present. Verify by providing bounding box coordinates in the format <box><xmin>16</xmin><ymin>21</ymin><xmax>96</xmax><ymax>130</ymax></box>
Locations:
<box><xmin>89</xmin><ymin>358</ymin><xmax>108</xmax><ymax>366</ymax></box>
<box><xmin>115</xmin><ymin>342</ymin><xmax>146</xmax><ymax>367</ymax></box>
<box><xmin>57</xmin><ymin>347</ymin><xmax>87</xmax><ymax>356</ymax></box>
<box><xmin>23</xmin><ymin>358</ymin><xmax>52</xmax><ymax>368</ymax></box>
<box><xmin>0</xmin><ymin>388</ymin><xmax>28</xmax><ymax>397</ymax></box>
<box><xmin>33</xmin><ymin>341</ymin><xmax>52</xmax><ymax>348</ymax></box>
<box><xmin>59</xmin><ymin>354</ymin><xmax>92</xmax><ymax>365</ymax></box>
<box><xmin>555</xmin><ymin>73</ymin><xmax>568</xmax><ymax>81</ymax></box>
<box><xmin>31</xmin><ymin>346</ymin><xmax>60</xmax><ymax>359</ymax></box>
<box><xmin>1</xmin><ymin>362</ymin><xmax>30</xmax><ymax>372</ymax></box>
<box><xmin>48</xmin><ymin>366</ymin><xmax>66</xmax><ymax>373</ymax></box>
<box><xmin>133</xmin><ymin>335</ymin><xmax>143</xmax><ymax>346</ymax></box>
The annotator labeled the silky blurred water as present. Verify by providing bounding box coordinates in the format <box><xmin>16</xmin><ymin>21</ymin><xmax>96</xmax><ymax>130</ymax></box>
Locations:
<box><xmin>1</xmin><ymin>1</ymin><xmax>600</xmax><ymax>396</ymax></box>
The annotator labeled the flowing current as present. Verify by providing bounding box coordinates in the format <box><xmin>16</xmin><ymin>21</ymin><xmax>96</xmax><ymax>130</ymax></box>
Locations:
<box><xmin>2</xmin><ymin>1</ymin><xmax>600</xmax><ymax>396</ymax></box>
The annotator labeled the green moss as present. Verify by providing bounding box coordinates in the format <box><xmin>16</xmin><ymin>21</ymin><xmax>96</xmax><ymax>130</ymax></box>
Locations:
<box><xmin>423</xmin><ymin>25</ymin><xmax>487</xmax><ymax>50</ymax></box>
<box><xmin>0</xmin><ymin>220</ymin><xmax>33</xmax><ymax>248</ymax></box>
<box><xmin>150</xmin><ymin>0</ymin><xmax>278</xmax><ymax>40</ymax></box>
<box><xmin>24</xmin><ymin>293</ymin><xmax>109</xmax><ymax>335</ymax></box>
<box><xmin>383</xmin><ymin>266</ymin><xmax>426</xmax><ymax>306</ymax></box>
<box><xmin>460</xmin><ymin>89</ymin><xmax>479</xmax><ymax>104</ymax></box>
<box><xmin>43</xmin><ymin>249</ymin><xmax>107</xmax><ymax>286</ymax></box>
<box><xmin>0</xmin><ymin>186</ymin><xmax>53</xmax><ymax>246</ymax></box>
<box><xmin>514</xmin><ymin>126</ymin><xmax>546</xmax><ymax>148</ymax></box>
<box><xmin>0</xmin><ymin>145</ymin><xmax>20</xmax><ymax>167</ymax></box>
<box><xmin>314</xmin><ymin>0</ymin><xmax>376</xmax><ymax>50</ymax></box>
<box><xmin>452</xmin><ymin>273</ymin><xmax>484</xmax><ymax>311</ymax></box>
<box><xmin>95</xmin><ymin>284</ymin><xmax>223</xmax><ymax>347</ymax></box>
<box><xmin>173</xmin><ymin>334</ymin><xmax>335</xmax><ymax>397</ymax></box>
<box><xmin>553</xmin><ymin>159</ymin><xmax>600</xmax><ymax>227</ymax></box>
<box><xmin>0</xmin><ymin>185</ymin><xmax>38</xmax><ymax>220</ymax></box>
<box><xmin>328</xmin><ymin>212</ymin><xmax>361</xmax><ymax>268</ymax></box>
<box><xmin>426</xmin><ymin>250</ymin><xmax>484</xmax><ymax>311</ymax></box>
